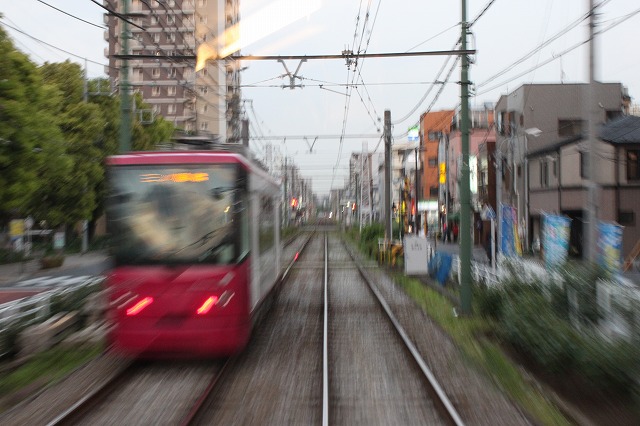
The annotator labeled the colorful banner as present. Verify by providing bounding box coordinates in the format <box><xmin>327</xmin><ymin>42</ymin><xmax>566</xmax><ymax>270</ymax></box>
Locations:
<box><xmin>597</xmin><ymin>221</ymin><xmax>623</xmax><ymax>275</ymax></box>
<box><xmin>542</xmin><ymin>214</ymin><xmax>571</xmax><ymax>268</ymax></box>
<box><xmin>500</xmin><ymin>204</ymin><xmax>521</xmax><ymax>257</ymax></box>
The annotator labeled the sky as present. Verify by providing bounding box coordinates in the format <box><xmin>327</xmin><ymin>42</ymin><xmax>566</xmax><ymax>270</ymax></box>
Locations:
<box><xmin>1</xmin><ymin>0</ymin><xmax>639</xmax><ymax>197</ymax></box>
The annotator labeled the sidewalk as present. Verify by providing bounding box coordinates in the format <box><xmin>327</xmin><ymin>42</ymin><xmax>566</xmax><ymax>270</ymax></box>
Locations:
<box><xmin>0</xmin><ymin>251</ymin><xmax>110</xmax><ymax>286</ymax></box>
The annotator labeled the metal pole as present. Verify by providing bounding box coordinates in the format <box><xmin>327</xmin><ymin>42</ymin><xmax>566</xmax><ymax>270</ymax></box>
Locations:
<box><xmin>459</xmin><ymin>0</ymin><xmax>472</xmax><ymax>315</ymax></box>
<box><xmin>414</xmin><ymin>147</ymin><xmax>419</xmax><ymax>235</ymax></box>
<box><xmin>585</xmin><ymin>0</ymin><xmax>599</xmax><ymax>262</ymax></box>
<box><xmin>119</xmin><ymin>0</ymin><xmax>131</xmax><ymax>153</ymax></box>
<box><xmin>384</xmin><ymin>110</ymin><xmax>392</xmax><ymax>243</ymax></box>
<box><xmin>496</xmin><ymin>148</ymin><xmax>502</xmax><ymax>258</ymax></box>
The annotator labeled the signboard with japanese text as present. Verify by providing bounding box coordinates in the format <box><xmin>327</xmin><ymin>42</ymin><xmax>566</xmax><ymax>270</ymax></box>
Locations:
<box><xmin>404</xmin><ymin>235</ymin><xmax>429</xmax><ymax>275</ymax></box>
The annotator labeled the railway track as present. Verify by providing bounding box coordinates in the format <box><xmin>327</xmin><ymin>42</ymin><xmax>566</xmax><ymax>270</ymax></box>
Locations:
<box><xmin>38</xmin><ymin>230</ymin><xmax>315</xmax><ymax>426</ymax></box>
<box><xmin>5</xmin><ymin>229</ymin><xmax>530</xmax><ymax>424</ymax></box>
<box><xmin>181</xmin><ymin>231</ymin><xmax>463</xmax><ymax>425</ymax></box>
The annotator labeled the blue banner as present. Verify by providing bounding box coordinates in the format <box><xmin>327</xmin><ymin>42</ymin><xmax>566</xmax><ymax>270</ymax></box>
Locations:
<box><xmin>597</xmin><ymin>221</ymin><xmax>623</xmax><ymax>275</ymax></box>
<box><xmin>500</xmin><ymin>204</ymin><xmax>521</xmax><ymax>257</ymax></box>
<box><xmin>542</xmin><ymin>214</ymin><xmax>571</xmax><ymax>269</ymax></box>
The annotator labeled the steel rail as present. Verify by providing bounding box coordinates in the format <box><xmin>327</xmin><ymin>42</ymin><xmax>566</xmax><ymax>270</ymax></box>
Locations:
<box><xmin>342</xmin><ymin>239</ymin><xmax>465</xmax><ymax>426</ymax></box>
<box><xmin>322</xmin><ymin>233</ymin><xmax>329</xmax><ymax>426</ymax></box>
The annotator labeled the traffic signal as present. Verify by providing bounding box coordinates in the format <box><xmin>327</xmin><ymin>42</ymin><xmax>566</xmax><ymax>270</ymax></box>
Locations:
<box><xmin>290</xmin><ymin>197</ymin><xmax>298</xmax><ymax>209</ymax></box>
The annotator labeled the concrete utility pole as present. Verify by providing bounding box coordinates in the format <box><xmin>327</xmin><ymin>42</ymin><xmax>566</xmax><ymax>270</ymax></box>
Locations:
<box><xmin>459</xmin><ymin>0</ymin><xmax>472</xmax><ymax>315</ymax></box>
<box><xmin>384</xmin><ymin>110</ymin><xmax>392</xmax><ymax>242</ymax></box>
<box><xmin>585</xmin><ymin>0</ymin><xmax>599</xmax><ymax>262</ymax></box>
<box><xmin>119</xmin><ymin>0</ymin><xmax>132</xmax><ymax>153</ymax></box>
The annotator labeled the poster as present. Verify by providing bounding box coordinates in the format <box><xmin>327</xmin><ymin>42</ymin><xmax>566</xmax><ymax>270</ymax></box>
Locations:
<box><xmin>597</xmin><ymin>221</ymin><xmax>623</xmax><ymax>275</ymax></box>
<box><xmin>500</xmin><ymin>204</ymin><xmax>521</xmax><ymax>257</ymax></box>
<box><xmin>542</xmin><ymin>214</ymin><xmax>571</xmax><ymax>268</ymax></box>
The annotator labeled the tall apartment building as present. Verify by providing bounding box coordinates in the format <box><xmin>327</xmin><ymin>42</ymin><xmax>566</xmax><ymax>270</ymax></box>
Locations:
<box><xmin>103</xmin><ymin>0</ymin><xmax>242</xmax><ymax>141</ymax></box>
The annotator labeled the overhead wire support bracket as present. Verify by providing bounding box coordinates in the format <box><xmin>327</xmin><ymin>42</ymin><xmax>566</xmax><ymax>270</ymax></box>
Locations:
<box><xmin>278</xmin><ymin>59</ymin><xmax>306</xmax><ymax>90</ymax></box>
<box><xmin>112</xmin><ymin>48</ymin><xmax>476</xmax><ymax>62</ymax></box>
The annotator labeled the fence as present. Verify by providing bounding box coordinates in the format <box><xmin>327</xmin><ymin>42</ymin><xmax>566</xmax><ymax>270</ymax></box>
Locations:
<box><xmin>447</xmin><ymin>251</ymin><xmax>640</xmax><ymax>340</ymax></box>
<box><xmin>0</xmin><ymin>276</ymin><xmax>104</xmax><ymax>357</ymax></box>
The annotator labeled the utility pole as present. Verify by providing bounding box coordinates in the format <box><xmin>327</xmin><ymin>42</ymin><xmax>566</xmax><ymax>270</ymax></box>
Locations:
<box><xmin>459</xmin><ymin>0</ymin><xmax>473</xmax><ymax>315</ymax></box>
<box><xmin>384</xmin><ymin>110</ymin><xmax>392</xmax><ymax>243</ymax></box>
<box><xmin>284</xmin><ymin>157</ymin><xmax>288</xmax><ymax>227</ymax></box>
<box><xmin>119</xmin><ymin>0</ymin><xmax>132</xmax><ymax>153</ymax></box>
<box><xmin>414</xmin><ymin>147</ymin><xmax>419</xmax><ymax>235</ymax></box>
<box><xmin>585</xmin><ymin>0</ymin><xmax>599</xmax><ymax>262</ymax></box>
<box><xmin>82</xmin><ymin>59</ymin><xmax>89</xmax><ymax>254</ymax></box>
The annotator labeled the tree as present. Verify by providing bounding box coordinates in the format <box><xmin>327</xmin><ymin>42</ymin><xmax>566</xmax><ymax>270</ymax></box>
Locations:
<box><xmin>0</xmin><ymin>27</ymin><xmax>63</xmax><ymax>225</ymax></box>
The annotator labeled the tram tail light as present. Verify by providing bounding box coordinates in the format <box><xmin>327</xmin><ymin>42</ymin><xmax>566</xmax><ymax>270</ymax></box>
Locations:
<box><xmin>196</xmin><ymin>296</ymin><xmax>219</xmax><ymax>315</ymax></box>
<box><xmin>126</xmin><ymin>297</ymin><xmax>154</xmax><ymax>316</ymax></box>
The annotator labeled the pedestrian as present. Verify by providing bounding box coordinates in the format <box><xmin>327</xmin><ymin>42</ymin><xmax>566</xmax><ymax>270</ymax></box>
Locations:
<box><xmin>453</xmin><ymin>222</ymin><xmax>459</xmax><ymax>242</ymax></box>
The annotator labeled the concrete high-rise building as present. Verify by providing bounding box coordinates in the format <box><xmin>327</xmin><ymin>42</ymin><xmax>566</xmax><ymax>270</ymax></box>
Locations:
<box><xmin>103</xmin><ymin>0</ymin><xmax>242</xmax><ymax>141</ymax></box>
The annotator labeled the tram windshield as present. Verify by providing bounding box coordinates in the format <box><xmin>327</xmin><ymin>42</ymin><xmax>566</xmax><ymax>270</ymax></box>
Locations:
<box><xmin>106</xmin><ymin>163</ymin><xmax>248</xmax><ymax>266</ymax></box>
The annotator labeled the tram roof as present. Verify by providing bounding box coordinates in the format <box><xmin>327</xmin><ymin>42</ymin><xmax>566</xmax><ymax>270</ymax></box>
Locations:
<box><xmin>106</xmin><ymin>151</ymin><xmax>280</xmax><ymax>190</ymax></box>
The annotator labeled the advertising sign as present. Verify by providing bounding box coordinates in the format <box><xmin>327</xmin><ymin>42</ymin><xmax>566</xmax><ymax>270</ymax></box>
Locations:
<box><xmin>500</xmin><ymin>204</ymin><xmax>521</xmax><ymax>257</ymax></box>
<box><xmin>53</xmin><ymin>232</ymin><xmax>66</xmax><ymax>250</ymax></box>
<box><xmin>542</xmin><ymin>214</ymin><xmax>571</xmax><ymax>268</ymax></box>
<box><xmin>408</xmin><ymin>125</ymin><xmax>419</xmax><ymax>142</ymax></box>
<box><xmin>597</xmin><ymin>221</ymin><xmax>623</xmax><ymax>275</ymax></box>
<box><xmin>9</xmin><ymin>219</ymin><xmax>24</xmax><ymax>241</ymax></box>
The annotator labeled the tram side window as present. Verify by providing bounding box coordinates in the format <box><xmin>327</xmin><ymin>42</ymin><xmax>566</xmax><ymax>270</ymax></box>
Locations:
<box><xmin>259</xmin><ymin>195</ymin><xmax>275</xmax><ymax>253</ymax></box>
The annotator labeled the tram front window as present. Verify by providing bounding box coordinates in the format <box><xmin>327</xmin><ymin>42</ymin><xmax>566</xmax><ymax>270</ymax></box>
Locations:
<box><xmin>106</xmin><ymin>164</ymin><xmax>246</xmax><ymax>265</ymax></box>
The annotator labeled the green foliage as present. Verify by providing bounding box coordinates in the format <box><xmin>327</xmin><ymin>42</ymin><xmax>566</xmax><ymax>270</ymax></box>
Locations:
<box><xmin>0</xmin><ymin>31</ymin><xmax>175</xmax><ymax>234</ymax></box>
<box><xmin>502</xmin><ymin>291</ymin><xmax>581</xmax><ymax>373</ymax></box>
<box><xmin>577</xmin><ymin>334</ymin><xmax>640</xmax><ymax>394</ymax></box>
<box><xmin>559</xmin><ymin>262</ymin><xmax>609</xmax><ymax>325</ymax></box>
<box><xmin>481</xmin><ymin>262</ymin><xmax>640</xmax><ymax>397</ymax></box>
<box><xmin>0</xmin><ymin>344</ymin><xmax>103</xmax><ymax>406</ymax></box>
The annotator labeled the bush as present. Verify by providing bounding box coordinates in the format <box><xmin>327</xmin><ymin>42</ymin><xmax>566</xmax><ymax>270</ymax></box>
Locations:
<box><xmin>559</xmin><ymin>262</ymin><xmax>609</xmax><ymax>325</ymax></box>
<box><xmin>577</xmin><ymin>334</ymin><xmax>640</xmax><ymax>394</ymax></box>
<box><xmin>501</xmin><ymin>291</ymin><xmax>581</xmax><ymax>373</ymax></box>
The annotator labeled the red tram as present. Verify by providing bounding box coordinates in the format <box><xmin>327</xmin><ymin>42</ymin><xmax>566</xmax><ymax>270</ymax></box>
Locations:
<box><xmin>104</xmin><ymin>149</ymin><xmax>282</xmax><ymax>357</ymax></box>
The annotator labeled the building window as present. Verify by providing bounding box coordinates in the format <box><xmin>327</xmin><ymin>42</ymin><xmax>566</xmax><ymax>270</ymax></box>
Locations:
<box><xmin>580</xmin><ymin>151</ymin><xmax>589</xmax><ymax>179</ymax></box>
<box><xmin>151</xmin><ymin>16</ymin><xmax>159</xmax><ymax>25</ymax></box>
<box><xmin>153</xmin><ymin>33</ymin><xmax>160</xmax><ymax>43</ymax></box>
<box><xmin>427</xmin><ymin>131</ymin><xmax>441</xmax><ymax>141</ymax></box>
<box><xmin>167</xmin><ymin>86</ymin><xmax>176</xmax><ymax>96</ymax></box>
<box><xmin>152</xmin><ymin>86</ymin><xmax>161</xmax><ymax>96</ymax></box>
<box><xmin>540</xmin><ymin>160</ymin><xmax>549</xmax><ymax>187</ymax></box>
<box><xmin>167</xmin><ymin>104</ymin><xmax>176</xmax><ymax>114</ymax></box>
<box><xmin>167</xmin><ymin>15</ymin><xmax>175</xmax><ymax>25</ymax></box>
<box><xmin>429</xmin><ymin>186</ymin><xmax>438</xmax><ymax>197</ymax></box>
<box><xmin>627</xmin><ymin>150</ymin><xmax>640</xmax><ymax>181</ymax></box>
<box><xmin>428</xmin><ymin>157</ymin><xmax>437</xmax><ymax>167</ymax></box>
<box><xmin>168</xmin><ymin>68</ymin><xmax>176</xmax><ymax>78</ymax></box>
<box><xmin>152</xmin><ymin>68</ymin><xmax>160</xmax><ymax>78</ymax></box>
<box><xmin>558</xmin><ymin>119</ymin><xmax>584</xmax><ymax>138</ymax></box>
<box><xmin>200</xmin><ymin>121</ymin><xmax>209</xmax><ymax>130</ymax></box>
<box><xmin>618</xmin><ymin>211</ymin><xmax>635</xmax><ymax>226</ymax></box>
<box><xmin>199</xmin><ymin>86</ymin><xmax>208</xmax><ymax>95</ymax></box>
<box><xmin>167</xmin><ymin>32</ymin><xmax>176</xmax><ymax>43</ymax></box>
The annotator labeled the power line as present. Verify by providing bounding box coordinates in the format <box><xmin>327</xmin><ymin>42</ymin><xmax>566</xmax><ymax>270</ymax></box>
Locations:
<box><xmin>0</xmin><ymin>20</ymin><xmax>110</xmax><ymax>69</ymax></box>
<box><xmin>89</xmin><ymin>0</ymin><xmax>146</xmax><ymax>31</ymax></box>
<box><xmin>35</xmin><ymin>0</ymin><xmax>105</xmax><ymax>29</ymax></box>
